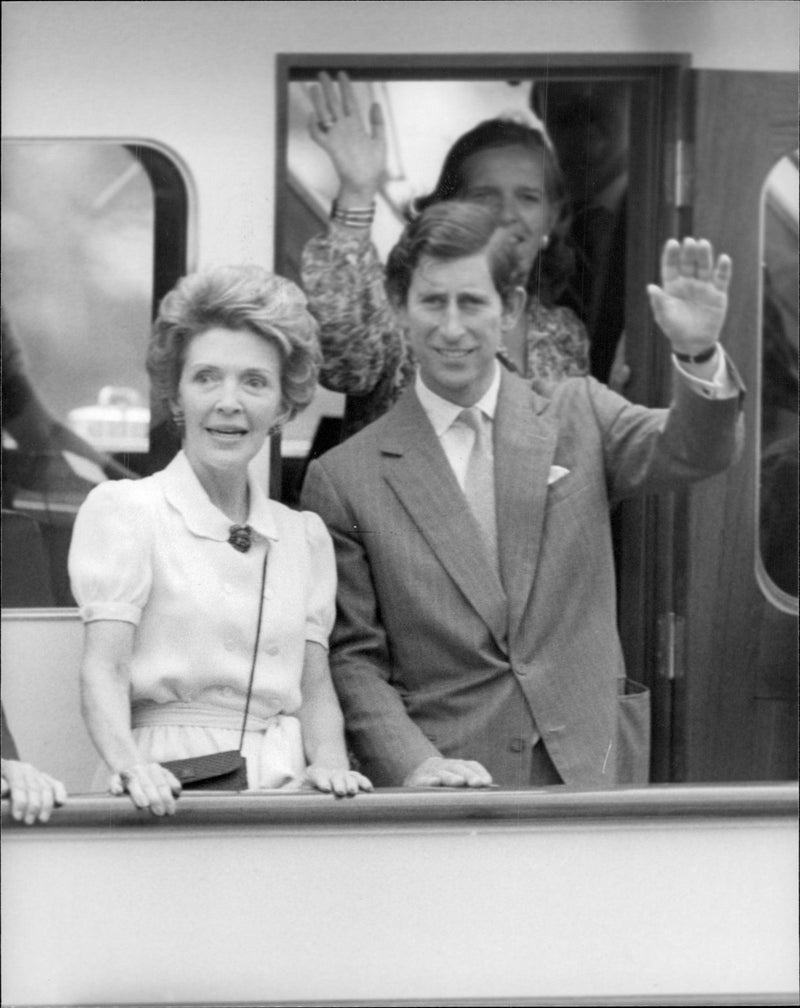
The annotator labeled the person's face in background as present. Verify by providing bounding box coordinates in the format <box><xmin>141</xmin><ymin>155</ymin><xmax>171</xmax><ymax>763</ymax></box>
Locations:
<box><xmin>396</xmin><ymin>250</ymin><xmax>521</xmax><ymax>407</ymax></box>
<box><xmin>176</xmin><ymin>326</ymin><xmax>284</xmax><ymax>479</ymax></box>
<box><xmin>531</xmin><ymin>82</ymin><xmax>630</xmax><ymax>204</ymax></box>
<box><xmin>458</xmin><ymin>144</ymin><xmax>554</xmax><ymax>278</ymax></box>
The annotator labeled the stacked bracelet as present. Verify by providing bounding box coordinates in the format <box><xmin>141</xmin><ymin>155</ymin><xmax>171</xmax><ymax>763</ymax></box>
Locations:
<box><xmin>674</xmin><ymin>344</ymin><xmax>718</xmax><ymax>364</ymax></box>
<box><xmin>331</xmin><ymin>200</ymin><xmax>375</xmax><ymax>228</ymax></box>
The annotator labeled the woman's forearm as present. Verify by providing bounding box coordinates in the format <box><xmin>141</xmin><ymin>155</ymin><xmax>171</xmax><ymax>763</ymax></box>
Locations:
<box><xmin>300</xmin><ymin>227</ymin><xmax>404</xmax><ymax>396</ymax></box>
<box><xmin>81</xmin><ymin>662</ymin><xmax>141</xmax><ymax>772</ymax></box>
<box><xmin>298</xmin><ymin>642</ymin><xmax>350</xmax><ymax>769</ymax></box>
<box><xmin>79</xmin><ymin>622</ymin><xmax>142</xmax><ymax>773</ymax></box>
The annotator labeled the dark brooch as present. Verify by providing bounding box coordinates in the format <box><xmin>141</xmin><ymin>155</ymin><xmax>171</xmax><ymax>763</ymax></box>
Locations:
<box><xmin>228</xmin><ymin>524</ymin><xmax>253</xmax><ymax>553</ymax></box>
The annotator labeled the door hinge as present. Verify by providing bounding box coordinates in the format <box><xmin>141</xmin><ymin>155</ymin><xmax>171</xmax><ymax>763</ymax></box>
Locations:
<box><xmin>657</xmin><ymin>612</ymin><xmax>686</xmax><ymax>681</ymax></box>
<box><xmin>666</xmin><ymin>140</ymin><xmax>694</xmax><ymax>209</ymax></box>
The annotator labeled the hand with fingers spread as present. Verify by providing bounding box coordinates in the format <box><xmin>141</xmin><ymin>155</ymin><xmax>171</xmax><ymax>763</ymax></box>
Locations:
<box><xmin>307</xmin><ymin>70</ymin><xmax>387</xmax><ymax>207</ymax></box>
<box><xmin>110</xmin><ymin>761</ymin><xmax>182</xmax><ymax>817</ymax></box>
<box><xmin>1</xmin><ymin>758</ymin><xmax>67</xmax><ymax>824</ymax></box>
<box><xmin>304</xmin><ymin>764</ymin><xmax>373</xmax><ymax>798</ymax></box>
<box><xmin>403</xmin><ymin>756</ymin><xmax>494</xmax><ymax>789</ymax></box>
<box><xmin>647</xmin><ymin>237</ymin><xmax>732</xmax><ymax>359</ymax></box>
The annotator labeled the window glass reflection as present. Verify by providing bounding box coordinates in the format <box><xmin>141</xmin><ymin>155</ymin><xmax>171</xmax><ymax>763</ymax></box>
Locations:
<box><xmin>1</xmin><ymin>143</ymin><xmax>155</xmax><ymax>607</ymax></box>
<box><xmin>759</xmin><ymin>150</ymin><xmax>799</xmax><ymax>603</ymax></box>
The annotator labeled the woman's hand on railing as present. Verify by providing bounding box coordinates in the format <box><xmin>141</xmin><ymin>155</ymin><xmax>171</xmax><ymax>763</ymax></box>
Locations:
<box><xmin>304</xmin><ymin>763</ymin><xmax>373</xmax><ymax>797</ymax></box>
<box><xmin>110</xmin><ymin>761</ymin><xmax>182</xmax><ymax>816</ymax></box>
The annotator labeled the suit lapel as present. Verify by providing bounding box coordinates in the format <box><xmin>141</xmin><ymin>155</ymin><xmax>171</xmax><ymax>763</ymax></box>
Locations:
<box><xmin>379</xmin><ymin>389</ymin><xmax>509</xmax><ymax>649</ymax></box>
<box><xmin>494</xmin><ymin>372</ymin><xmax>557</xmax><ymax>640</ymax></box>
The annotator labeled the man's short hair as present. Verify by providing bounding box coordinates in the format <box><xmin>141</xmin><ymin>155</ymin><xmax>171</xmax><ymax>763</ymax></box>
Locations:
<box><xmin>385</xmin><ymin>202</ymin><xmax>524</xmax><ymax>308</ymax></box>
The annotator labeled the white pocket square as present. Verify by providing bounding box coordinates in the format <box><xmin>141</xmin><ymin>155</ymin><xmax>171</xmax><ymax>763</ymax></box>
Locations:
<box><xmin>547</xmin><ymin>465</ymin><xmax>570</xmax><ymax>486</ymax></box>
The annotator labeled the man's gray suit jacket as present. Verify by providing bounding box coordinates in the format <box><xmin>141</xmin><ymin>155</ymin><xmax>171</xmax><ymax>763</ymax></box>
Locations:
<box><xmin>301</xmin><ymin>368</ymin><xmax>743</xmax><ymax>788</ymax></box>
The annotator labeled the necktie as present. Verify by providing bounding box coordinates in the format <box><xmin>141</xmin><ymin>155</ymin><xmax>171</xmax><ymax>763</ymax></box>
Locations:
<box><xmin>458</xmin><ymin>407</ymin><xmax>498</xmax><ymax>570</ymax></box>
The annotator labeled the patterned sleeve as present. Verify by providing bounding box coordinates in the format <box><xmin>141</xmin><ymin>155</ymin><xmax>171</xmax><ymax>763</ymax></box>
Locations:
<box><xmin>67</xmin><ymin>480</ymin><xmax>153</xmax><ymax>624</ymax></box>
<box><xmin>300</xmin><ymin>223</ymin><xmax>414</xmax><ymax>397</ymax></box>
<box><xmin>526</xmin><ymin>303</ymin><xmax>591</xmax><ymax>397</ymax></box>
<box><xmin>302</xmin><ymin>509</ymin><xmax>337</xmax><ymax>649</ymax></box>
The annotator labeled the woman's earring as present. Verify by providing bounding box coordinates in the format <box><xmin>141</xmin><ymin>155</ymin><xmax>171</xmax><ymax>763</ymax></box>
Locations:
<box><xmin>541</xmin><ymin>234</ymin><xmax>550</xmax><ymax>249</ymax></box>
<box><xmin>170</xmin><ymin>406</ymin><xmax>185</xmax><ymax>433</ymax></box>
<box><xmin>269</xmin><ymin>407</ymin><xmax>291</xmax><ymax>438</ymax></box>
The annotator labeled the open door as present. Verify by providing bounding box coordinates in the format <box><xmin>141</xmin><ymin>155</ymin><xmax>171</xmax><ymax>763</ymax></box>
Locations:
<box><xmin>671</xmin><ymin>71</ymin><xmax>799</xmax><ymax>782</ymax></box>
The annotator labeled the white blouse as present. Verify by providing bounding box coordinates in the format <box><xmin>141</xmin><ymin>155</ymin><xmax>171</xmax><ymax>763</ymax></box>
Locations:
<box><xmin>68</xmin><ymin>451</ymin><xmax>336</xmax><ymax>729</ymax></box>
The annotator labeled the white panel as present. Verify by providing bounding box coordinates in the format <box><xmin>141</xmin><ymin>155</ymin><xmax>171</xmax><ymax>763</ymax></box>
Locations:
<box><xmin>1</xmin><ymin>615</ymin><xmax>98</xmax><ymax>792</ymax></box>
<box><xmin>3</xmin><ymin>2</ymin><xmax>798</xmax><ymax>272</ymax></box>
<box><xmin>2</xmin><ymin>816</ymin><xmax>797</xmax><ymax>1003</ymax></box>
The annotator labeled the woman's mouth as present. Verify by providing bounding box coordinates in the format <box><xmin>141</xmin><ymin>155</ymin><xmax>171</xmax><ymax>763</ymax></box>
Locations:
<box><xmin>206</xmin><ymin>426</ymin><xmax>247</xmax><ymax>438</ymax></box>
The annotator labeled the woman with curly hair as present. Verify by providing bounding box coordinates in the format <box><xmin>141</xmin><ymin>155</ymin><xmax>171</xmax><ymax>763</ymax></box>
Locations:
<box><xmin>302</xmin><ymin>72</ymin><xmax>589</xmax><ymax>440</ymax></box>
<box><xmin>69</xmin><ymin>265</ymin><xmax>371</xmax><ymax>814</ymax></box>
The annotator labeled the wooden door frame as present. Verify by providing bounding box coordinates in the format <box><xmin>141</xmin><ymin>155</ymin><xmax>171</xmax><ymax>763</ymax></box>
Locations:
<box><xmin>672</xmin><ymin>70</ymin><xmax>799</xmax><ymax>782</ymax></box>
<box><xmin>274</xmin><ymin>53</ymin><xmax>690</xmax><ymax>780</ymax></box>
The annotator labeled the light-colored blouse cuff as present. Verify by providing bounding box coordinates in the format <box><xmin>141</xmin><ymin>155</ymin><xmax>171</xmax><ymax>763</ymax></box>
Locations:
<box><xmin>79</xmin><ymin>600</ymin><xmax>142</xmax><ymax>625</ymax></box>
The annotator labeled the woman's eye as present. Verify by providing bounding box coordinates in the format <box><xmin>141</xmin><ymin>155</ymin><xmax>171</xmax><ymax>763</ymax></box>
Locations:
<box><xmin>467</xmin><ymin>190</ymin><xmax>496</xmax><ymax>205</ymax></box>
<box><xmin>245</xmin><ymin>375</ymin><xmax>268</xmax><ymax>389</ymax></box>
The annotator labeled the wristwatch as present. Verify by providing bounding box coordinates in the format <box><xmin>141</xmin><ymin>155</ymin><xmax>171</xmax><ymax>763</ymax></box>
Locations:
<box><xmin>674</xmin><ymin>344</ymin><xmax>718</xmax><ymax>364</ymax></box>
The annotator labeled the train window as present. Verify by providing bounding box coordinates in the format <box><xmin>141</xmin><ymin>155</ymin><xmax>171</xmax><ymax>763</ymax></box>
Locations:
<box><xmin>757</xmin><ymin>150</ymin><xmax>799</xmax><ymax>612</ymax></box>
<box><xmin>1</xmin><ymin>140</ymin><xmax>189</xmax><ymax>609</ymax></box>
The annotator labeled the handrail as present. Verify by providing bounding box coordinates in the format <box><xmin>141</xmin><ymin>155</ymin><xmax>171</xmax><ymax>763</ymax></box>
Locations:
<box><xmin>2</xmin><ymin>781</ymin><xmax>796</xmax><ymax>832</ymax></box>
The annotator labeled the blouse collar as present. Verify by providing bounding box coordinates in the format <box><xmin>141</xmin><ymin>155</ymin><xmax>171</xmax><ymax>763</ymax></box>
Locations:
<box><xmin>156</xmin><ymin>450</ymin><xmax>280</xmax><ymax>544</ymax></box>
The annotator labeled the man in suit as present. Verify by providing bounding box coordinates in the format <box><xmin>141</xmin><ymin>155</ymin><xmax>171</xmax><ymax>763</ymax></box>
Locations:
<box><xmin>531</xmin><ymin>80</ymin><xmax>630</xmax><ymax>386</ymax></box>
<box><xmin>301</xmin><ymin>202</ymin><xmax>742</xmax><ymax>789</ymax></box>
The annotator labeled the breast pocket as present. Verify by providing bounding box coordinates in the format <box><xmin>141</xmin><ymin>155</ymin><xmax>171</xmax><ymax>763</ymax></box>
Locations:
<box><xmin>546</xmin><ymin>472</ymin><xmax>590</xmax><ymax>506</ymax></box>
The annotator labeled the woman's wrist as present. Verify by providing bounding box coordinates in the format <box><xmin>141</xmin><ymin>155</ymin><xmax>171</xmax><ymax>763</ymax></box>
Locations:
<box><xmin>336</xmin><ymin>183</ymin><xmax>380</xmax><ymax>208</ymax></box>
<box><xmin>331</xmin><ymin>198</ymin><xmax>375</xmax><ymax>230</ymax></box>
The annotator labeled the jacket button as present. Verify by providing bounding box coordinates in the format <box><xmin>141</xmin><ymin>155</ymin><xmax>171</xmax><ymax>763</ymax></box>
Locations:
<box><xmin>509</xmin><ymin>737</ymin><xmax>525</xmax><ymax>753</ymax></box>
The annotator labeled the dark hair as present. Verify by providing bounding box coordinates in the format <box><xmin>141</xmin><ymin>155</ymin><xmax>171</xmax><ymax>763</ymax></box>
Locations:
<box><xmin>411</xmin><ymin>117</ymin><xmax>573</xmax><ymax>305</ymax></box>
<box><xmin>148</xmin><ymin>265</ymin><xmax>320</xmax><ymax>428</ymax></box>
<box><xmin>385</xmin><ymin>202</ymin><xmax>524</xmax><ymax>308</ymax></box>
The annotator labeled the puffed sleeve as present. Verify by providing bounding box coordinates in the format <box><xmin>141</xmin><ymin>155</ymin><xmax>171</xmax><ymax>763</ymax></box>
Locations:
<box><xmin>302</xmin><ymin>509</ymin><xmax>336</xmax><ymax>649</ymax></box>
<box><xmin>68</xmin><ymin>480</ymin><xmax>153</xmax><ymax>624</ymax></box>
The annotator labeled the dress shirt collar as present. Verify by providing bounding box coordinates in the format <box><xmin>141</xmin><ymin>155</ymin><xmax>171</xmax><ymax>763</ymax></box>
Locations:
<box><xmin>157</xmin><ymin>450</ymin><xmax>280</xmax><ymax>543</ymax></box>
<box><xmin>414</xmin><ymin>362</ymin><xmax>501</xmax><ymax>437</ymax></box>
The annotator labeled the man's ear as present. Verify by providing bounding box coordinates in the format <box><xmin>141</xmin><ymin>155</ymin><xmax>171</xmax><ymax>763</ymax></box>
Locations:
<box><xmin>501</xmin><ymin>286</ymin><xmax>527</xmax><ymax>331</ymax></box>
